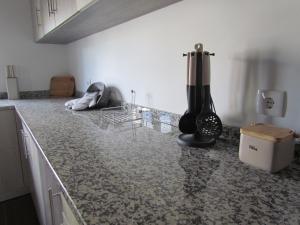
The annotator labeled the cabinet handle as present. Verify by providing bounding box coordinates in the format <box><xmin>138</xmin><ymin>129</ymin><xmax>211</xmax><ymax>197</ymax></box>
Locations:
<box><xmin>53</xmin><ymin>0</ymin><xmax>58</xmax><ymax>12</ymax></box>
<box><xmin>36</xmin><ymin>9</ymin><xmax>42</xmax><ymax>26</ymax></box>
<box><xmin>50</xmin><ymin>0</ymin><xmax>57</xmax><ymax>13</ymax></box>
<box><xmin>48</xmin><ymin>188</ymin><xmax>62</xmax><ymax>225</ymax></box>
<box><xmin>19</xmin><ymin>130</ymin><xmax>29</xmax><ymax>159</ymax></box>
<box><xmin>47</xmin><ymin>0</ymin><xmax>52</xmax><ymax>15</ymax></box>
<box><xmin>24</xmin><ymin>138</ymin><xmax>28</xmax><ymax>159</ymax></box>
<box><xmin>48</xmin><ymin>0</ymin><xmax>56</xmax><ymax>15</ymax></box>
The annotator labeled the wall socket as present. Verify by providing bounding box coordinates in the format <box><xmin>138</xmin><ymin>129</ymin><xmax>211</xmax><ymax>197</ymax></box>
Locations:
<box><xmin>256</xmin><ymin>89</ymin><xmax>287</xmax><ymax>117</ymax></box>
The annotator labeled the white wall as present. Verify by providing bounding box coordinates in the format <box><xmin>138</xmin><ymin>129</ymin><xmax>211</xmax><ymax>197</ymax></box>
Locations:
<box><xmin>67</xmin><ymin>0</ymin><xmax>300</xmax><ymax>132</ymax></box>
<box><xmin>0</xmin><ymin>0</ymin><xmax>68</xmax><ymax>92</ymax></box>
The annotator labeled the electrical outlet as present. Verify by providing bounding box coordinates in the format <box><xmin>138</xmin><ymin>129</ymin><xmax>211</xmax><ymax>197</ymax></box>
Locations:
<box><xmin>264</xmin><ymin>97</ymin><xmax>275</xmax><ymax>109</ymax></box>
<box><xmin>256</xmin><ymin>90</ymin><xmax>287</xmax><ymax>117</ymax></box>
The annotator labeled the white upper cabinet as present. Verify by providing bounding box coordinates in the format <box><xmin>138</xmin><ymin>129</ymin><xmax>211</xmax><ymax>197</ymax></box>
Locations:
<box><xmin>31</xmin><ymin>0</ymin><xmax>44</xmax><ymax>41</ymax></box>
<box><xmin>55</xmin><ymin>0</ymin><xmax>77</xmax><ymax>26</ymax></box>
<box><xmin>39</xmin><ymin>0</ymin><xmax>77</xmax><ymax>35</ymax></box>
<box><xmin>33</xmin><ymin>0</ymin><xmax>182</xmax><ymax>44</ymax></box>
<box><xmin>76</xmin><ymin>0</ymin><xmax>95</xmax><ymax>11</ymax></box>
<box><xmin>41</xmin><ymin>0</ymin><xmax>56</xmax><ymax>34</ymax></box>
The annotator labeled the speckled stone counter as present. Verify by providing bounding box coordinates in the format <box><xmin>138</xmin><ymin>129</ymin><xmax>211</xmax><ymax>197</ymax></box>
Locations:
<box><xmin>0</xmin><ymin>99</ymin><xmax>300</xmax><ymax>225</ymax></box>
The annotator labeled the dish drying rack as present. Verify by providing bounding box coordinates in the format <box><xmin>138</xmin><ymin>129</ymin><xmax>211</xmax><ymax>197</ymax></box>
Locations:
<box><xmin>100</xmin><ymin>104</ymin><xmax>143</xmax><ymax>125</ymax></box>
<box><xmin>100</xmin><ymin>90</ymin><xmax>143</xmax><ymax>126</ymax></box>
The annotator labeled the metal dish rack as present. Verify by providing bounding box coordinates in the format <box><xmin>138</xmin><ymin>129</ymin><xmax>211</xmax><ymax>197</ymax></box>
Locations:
<box><xmin>100</xmin><ymin>104</ymin><xmax>143</xmax><ymax>126</ymax></box>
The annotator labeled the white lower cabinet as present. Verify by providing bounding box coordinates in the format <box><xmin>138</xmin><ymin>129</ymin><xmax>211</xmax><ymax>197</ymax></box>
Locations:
<box><xmin>1</xmin><ymin>109</ymin><xmax>80</xmax><ymax>225</ymax></box>
<box><xmin>17</xmin><ymin>113</ymin><xmax>80</xmax><ymax>225</ymax></box>
<box><xmin>41</xmin><ymin>156</ymin><xmax>64</xmax><ymax>225</ymax></box>
<box><xmin>61</xmin><ymin>194</ymin><xmax>80</xmax><ymax>225</ymax></box>
<box><xmin>0</xmin><ymin>108</ymin><xmax>28</xmax><ymax>202</ymax></box>
<box><xmin>23</xmin><ymin>124</ymin><xmax>48</xmax><ymax>225</ymax></box>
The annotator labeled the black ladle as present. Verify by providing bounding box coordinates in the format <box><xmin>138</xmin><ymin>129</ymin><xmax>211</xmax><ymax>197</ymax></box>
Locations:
<box><xmin>196</xmin><ymin>86</ymin><xmax>222</xmax><ymax>138</ymax></box>
<box><xmin>179</xmin><ymin>52</ymin><xmax>197</xmax><ymax>134</ymax></box>
<box><xmin>196</xmin><ymin>52</ymin><xmax>222</xmax><ymax>138</ymax></box>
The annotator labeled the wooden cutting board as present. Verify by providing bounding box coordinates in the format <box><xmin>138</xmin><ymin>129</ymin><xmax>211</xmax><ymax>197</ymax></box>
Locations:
<box><xmin>50</xmin><ymin>76</ymin><xmax>75</xmax><ymax>97</ymax></box>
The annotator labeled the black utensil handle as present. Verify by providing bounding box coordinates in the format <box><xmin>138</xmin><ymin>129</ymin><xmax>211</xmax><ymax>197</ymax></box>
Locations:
<box><xmin>203</xmin><ymin>85</ymin><xmax>211</xmax><ymax>111</ymax></box>
<box><xmin>187</xmin><ymin>85</ymin><xmax>196</xmax><ymax>113</ymax></box>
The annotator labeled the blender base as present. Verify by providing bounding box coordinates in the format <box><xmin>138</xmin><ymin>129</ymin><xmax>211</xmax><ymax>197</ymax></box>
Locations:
<box><xmin>177</xmin><ymin>133</ymin><xmax>216</xmax><ymax>148</ymax></box>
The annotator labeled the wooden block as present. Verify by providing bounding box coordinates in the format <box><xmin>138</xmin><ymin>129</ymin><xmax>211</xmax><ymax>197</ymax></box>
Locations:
<box><xmin>6</xmin><ymin>78</ymin><xmax>20</xmax><ymax>100</ymax></box>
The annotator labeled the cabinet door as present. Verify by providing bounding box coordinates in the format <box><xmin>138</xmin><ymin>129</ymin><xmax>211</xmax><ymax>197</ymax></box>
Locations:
<box><xmin>41</xmin><ymin>157</ymin><xmax>63</xmax><ymax>225</ymax></box>
<box><xmin>16</xmin><ymin>116</ymin><xmax>31</xmax><ymax>189</ymax></box>
<box><xmin>0</xmin><ymin>109</ymin><xmax>26</xmax><ymax>202</ymax></box>
<box><xmin>26</xmin><ymin>132</ymin><xmax>47</xmax><ymax>225</ymax></box>
<box><xmin>76</xmin><ymin>0</ymin><xmax>96</xmax><ymax>10</ymax></box>
<box><xmin>31</xmin><ymin>0</ymin><xmax>44</xmax><ymax>41</ymax></box>
<box><xmin>22</xmin><ymin>123</ymin><xmax>63</xmax><ymax>225</ymax></box>
<box><xmin>61</xmin><ymin>194</ymin><xmax>81</xmax><ymax>225</ymax></box>
<box><xmin>55</xmin><ymin>0</ymin><xmax>77</xmax><ymax>26</ymax></box>
<box><xmin>41</xmin><ymin>0</ymin><xmax>56</xmax><ymax>33</ymax></box>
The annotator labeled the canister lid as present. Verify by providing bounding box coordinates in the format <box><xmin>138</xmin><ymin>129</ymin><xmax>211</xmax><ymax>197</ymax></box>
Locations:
<box><xmin>240</xmin><ymin>123</ymin><xmax>294</xmax><ymax>142</ymax></box>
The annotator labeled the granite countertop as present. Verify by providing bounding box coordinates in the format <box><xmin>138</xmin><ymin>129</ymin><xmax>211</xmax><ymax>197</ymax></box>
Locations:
<box><xmin>0</xmin><ymin>99</ymin><xmax>299</xmax><ymax>225</ymax></box>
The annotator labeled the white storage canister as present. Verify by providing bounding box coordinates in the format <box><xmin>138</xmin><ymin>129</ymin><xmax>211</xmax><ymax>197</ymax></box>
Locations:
<box><xmin>239</xmin><ymin>123</ymin><xmax>295</xmax><ymax>173</ymax></box>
